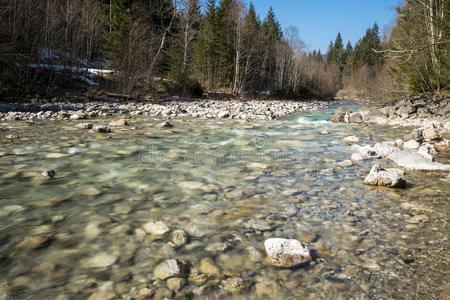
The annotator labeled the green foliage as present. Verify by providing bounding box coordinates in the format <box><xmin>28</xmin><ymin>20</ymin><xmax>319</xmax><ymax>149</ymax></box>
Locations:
<box><xmin>262</xmin><ymin>7</ymin><xmax>282</xmax><ymax>40</ymax></box>
<box><xmin>103</xmin><ymin>0</ymin><xmax>134</xmax><ymax>63</ymax></box>
<box><xmin>389</xmin><ymin>0</ymin><xmax>449</xmax><ymax>92</ymax></box>
<box><xmin>352</xmin><ymin>23</ymin><xmax>383</xmax><ymax>69</ymax></box>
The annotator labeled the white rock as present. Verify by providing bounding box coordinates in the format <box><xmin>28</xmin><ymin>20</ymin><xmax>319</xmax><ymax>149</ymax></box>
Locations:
<box><xmin>417</xmin><ymin>143</ymin><xmax>437</xmax><ymax>161</ymax></box>
<box><xmin>70</xmin><ymin>114</ymin><xmax>81</xmax><ymax>120</ymax></box>
<box><xmin>143</xmin><ymin>221</ymin><xmax>170</xmax><ymax>235</ymax></box>
<box><xmin>343</xmin><ymin>136</ymin><xmax>360</xmax><ymax>143</ymax></box>
<box><xmin>364</xmin><ymin>164</ymin><xmax>406</xmax><ymax>188</ymax></box>
<box><xmin>403</xmin><ymin>139</ymin><xmax>420</xmax><ymax>150</ymax></box>
<box><xmin>264</xmin><ymin>238</ymin><xmax>312</xmax><ymax>268</ymax></box>
<box><xmin>388</xmin><ymin>150</ymin><xmax>450</xmax><ymax>171</ymax></box>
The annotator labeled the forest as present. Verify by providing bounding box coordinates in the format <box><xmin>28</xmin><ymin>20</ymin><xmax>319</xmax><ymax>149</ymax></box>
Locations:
<box><xmin>0</xmin><ymin>0</ymin><xmax>449</xmax><ymax>99</ymax></box>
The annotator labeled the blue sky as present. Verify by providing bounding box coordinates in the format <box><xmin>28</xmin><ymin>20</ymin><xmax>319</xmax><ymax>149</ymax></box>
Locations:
<box><xmin>241</xmin><ymin>0</ymin><xmax>401</xmax><ymax>53</ymax></box>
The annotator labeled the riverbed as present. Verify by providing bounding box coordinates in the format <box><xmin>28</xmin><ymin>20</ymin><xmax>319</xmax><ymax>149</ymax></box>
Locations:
<box><xmin>0</xmin><ymin>104</ymin><xmax>449</xmax><ymax>299</ymax></box>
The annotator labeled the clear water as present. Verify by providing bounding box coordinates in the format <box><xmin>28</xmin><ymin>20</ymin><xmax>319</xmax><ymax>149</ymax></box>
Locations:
<box><xmin>0</xmin><ymin>105</ymin><xmax>449</xmax><ymax>299</ymax></box>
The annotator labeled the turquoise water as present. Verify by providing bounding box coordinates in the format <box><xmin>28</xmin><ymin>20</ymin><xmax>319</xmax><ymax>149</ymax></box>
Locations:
<box><xmin>0</xmin><ymin>108</ymin><xmax>449</xmax><ymax>299</ymax></box>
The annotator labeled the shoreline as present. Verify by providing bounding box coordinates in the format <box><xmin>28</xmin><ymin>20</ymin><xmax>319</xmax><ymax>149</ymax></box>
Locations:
<box><xmin>0</xmin><ymin>99</ymin><xmax>335</xmax><ymax>122</ymax></box>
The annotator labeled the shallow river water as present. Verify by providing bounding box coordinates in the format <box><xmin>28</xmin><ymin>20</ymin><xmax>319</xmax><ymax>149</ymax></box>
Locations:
<box><xmin>0</xmin><ymin>103</ymin><xmax>449</xmax><ymax>299</ymax></box>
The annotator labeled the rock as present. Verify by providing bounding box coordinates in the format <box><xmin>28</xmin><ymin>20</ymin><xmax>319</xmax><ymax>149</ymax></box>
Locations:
<box><xmin>245</xmin><ymin>219</ymin><xmax>273</xmax><ymax>231</ymax></box>
<box><xmin>87</xmin><ymin>292</ymin><xmax>115</xmax><ymax>300</ymax></box>
<box><xmin>199</xmin><ymin>258</ymin><xmax>220</xmax><ymax>277</ymax></box>
<box><xmin>170</xmin><ymin>230</ymin><xmax>188</xmax><ymax>247</ymax></box>
<box><xmin>255</xmin><ymin>280</ymin><xmax>281</xmax><ymax>297</ymax></box>
<box><xmin>93</xmin><ymin>126</ymin><xmax>111</xmax><ymax>133</ymax></box>
<box><xmin>42</xmin><ymin>169</ymin><xmax>56</xmax><ymax>178</ymax></box>
<box><xmin>5</xmin><ymin>134</ymin><xmax>19</xmax><ymax>140</ymax></box>
<box><xmin>74</xmin><ymin>123</ymin><xmax>93</xmax><ymax>130</ymax></box>
<box><xmin>423</xmin><ymin>127</ymin><xmax>439</xmax><ymax>140</ymax></box>
<box><xmin>364</xmin><ymin>164</ymin><xmax>407</xmax><ymax>188</ymax></box>
<box><xmin>349</xmin><ymin>113</ymin><xmax>363</xmax><ymax>123</ymax></box>
<box><xmin>156</xmin><ymin>121</ymin><xmax>173</xmax><ymax>128</ymax></box>
<box><xmin>218</xmin><ymin>111</ymin><xmax>230</xmax><ymax>118</ymax></box>
<box><xmin>153</xmin><ymin>288</ymin><xmax>173</xmax><ymax>300</ymax></box>
<box><xmin>166</xmin><ymin>277</ymin><xmax>185</xmax><ymax>292</ymax></box>
<box><xmin>351</xmin><ymin>143</ymin><xmax>399</xmax><ymax>161</ymax></box>
<box><xmin>154</xmin><ymin>259</ymin><xmax>187</xmax><ymax>280</ymax></box>
<box><xmin>16</xmin><ymin>236</ymin><xmax>50</xmax><ymax>251</ymax></box>
<box><xmin>220</xmin><ymin>278</ymin><xmax>252</xmax><ymax>294</ymax></box>
<box><xmin>264</xmin><ymin>238</ymin><xmax>312</xmax><ymax>268</ymax></box>
<box><xmin>406</xmin><ymin>214</ymin><xmax>430</xmax><ymax>224</ymax></box>
<box><xmin>109</xmin><ymin>119</ymin><xmax>128</xmax><ymax>126</ymax></box>
<box><xmin>404</xmin><ymin>129</ymin><xmax>423</xmax><ymax>142</ymax></box>
<box><xmin>299</xmin><ymin>233</ymin><xmax>318</xmax><ymax>243</ymax></box>
<box><xmin>136</xmin><ymin>288</ymin><xmax>154</xmax><ymax>299</ymax></box>
<box><xmin>80</xmin><ymin>187</ymin><xmax>102</xmax><ymax>196</ymax></box>
<box><xmin>81</xmin><ymin>253</ymin><xmax>117</xmax><ymax>268</ymax></box>
<box><xmin>0</xmin><ymin>205</ymin><xmax>25</xmax><ymax>217</ymax></box>
<box><xmin>246</xmin><ymin>246</ymin><xmax>264</xmax><ymax>262</ymax></box>
<box><xmin>403</xmin><ymin>139</ymin><xmax>420</xmax><ymax>150</ymax></box>
<box><xmin>143</xmin><ymin>221</ymin><xmax>170</xmax><ymax>235</ymax></box>
<box><xmin>418</xmin><ymin>143</ymin><xmax>437</xmax><ymax>161</ymax></box>
<box><xmin>69</xmin><ymin>114</ymin><xmax>81</xmax><ymax>120</ymax></box>
<box><xmin>388</xmin><ymin>150</ymin><xmax>450</xmax><ymax>171</ymax></box>
<box><xmin>343</xmin><ymin>136</ymin><xmax>360</xmax><ymax>143</ymax></box>
<box><xmin>336</xmin><ymin>160</ymin><xmax>353</xmax><ymax>167</ymax></box>
<box><xmin>397</xmin><ymin>103</ymin><xmax>416</xmax><ymax>116</ymax></box>
<box><xmin>205</xmin><ymin>242</ymin><xmax>230</xmax><ymax>254</ymax></box>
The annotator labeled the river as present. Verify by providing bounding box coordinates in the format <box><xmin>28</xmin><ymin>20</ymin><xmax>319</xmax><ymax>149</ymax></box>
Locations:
<box><xmin>0</xmin><ymin>103</ymin><xmax>449</xmax><ymax>299</ymax></box>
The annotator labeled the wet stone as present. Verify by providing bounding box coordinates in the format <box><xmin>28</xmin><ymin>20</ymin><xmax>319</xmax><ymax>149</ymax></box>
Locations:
<box><xmin>170</xmin><ymin>230</ymin><xmax>188</xmax><ymax>247</ymax></box>
<box><xmin>205</xmin><ymin>242</ymin><xmax>230</xmax><ymax>254</ymax></box>
<box><xmin>264</xmin><ymin>238</ymin><xmax>312</xmax><ymax>268</ymax></box>
<box><xmin>166</xmin><ymin>277</ymin><xmax>186</xmax><ymax>292</ymax></box>
<box><xmin>199</xmin><ymin>258</ymin><xmax>220</xmax><ymax>277</ymax></box>
<box><xmin>245</xmin><ymin>218</ymin><xmax>273</xmax><ymax>231</ymax></box>
<box><xmin>154</xmin><ymin>259</ymin><xmax>187</xmax><ymax>280</ymax></box>
<box><xmin>143</xmin><ymin>221</ymin><xmax>170</xmax><ymax>235</ymax></box>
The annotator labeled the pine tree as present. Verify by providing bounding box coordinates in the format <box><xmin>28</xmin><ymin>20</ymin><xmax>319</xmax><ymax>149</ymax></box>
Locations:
<box><xmin>103</xmin><ymin>0</ymin><xmax>134</xmax><ymax>64</ymax></box>
<box><xmin>262</xmin><ymin>7</ymin><xmax>282</xmax><ymax>40</ymax></box>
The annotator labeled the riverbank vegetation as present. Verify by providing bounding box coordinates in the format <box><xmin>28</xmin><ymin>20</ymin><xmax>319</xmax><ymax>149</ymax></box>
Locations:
<box><xmin>0</xmin><ymin>0</ymin><xmax>448</xmax><ymax>100</ymax></box>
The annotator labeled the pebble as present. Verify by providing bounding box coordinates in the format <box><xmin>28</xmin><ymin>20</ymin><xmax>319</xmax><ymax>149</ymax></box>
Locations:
<box><xmin>143</xmin><ymin>221</ymin><xmax>170</xmax><ymax>235</ymax></box>
<box><xmin>170</xmin><ymin>230</ymin><xmax>188</xmax><ymax>247</ymax></box>
<box><xmin>199</xmin><ymin>258</ymin><xmax>220</xmax><ymax>277</ymax></box>
<box><xmin>205</xmin><ymin>242</ymin><xmax>230</xmax><ymax>253</ymax></box>
<box><xmin>87</xmin><ymin>292</ymin><xmax>115</xmax><ymax>300</ymax></box>
<box><xmin>153</xmin><ymin>259</ymin><xmax>187</xmax><ymax>280</ymax></box>
<box><xmin>166</xmin><ymin>277</ymin><xmax>186</xmax><ymax>292</ymax></box>
<box><xmin>81</xmin><ymin>253</ymin><xmax>117</xmax><ymax>268</ymax></box>
<box><xmin>15</xmin><ymin>236</ymin><xmax>50</xmax><ymax>251</ymax></box>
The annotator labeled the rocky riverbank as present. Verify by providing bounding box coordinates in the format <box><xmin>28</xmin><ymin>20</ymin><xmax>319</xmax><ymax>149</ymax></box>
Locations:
<box><xmin>332</xmin><ymin>93</ymin><xmax>450</xmax><ymax>129</ymax></box>
<box><xmin>0</xmin><ymin>99</ymin><xmax>332</xmax><ymax>121</ymax></box>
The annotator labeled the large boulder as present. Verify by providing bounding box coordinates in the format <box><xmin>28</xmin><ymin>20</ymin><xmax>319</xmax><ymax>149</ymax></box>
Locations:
<box><xmin>403</xmin><ymin>139</ymin><xmax>420</xmax><ymax>150</ymax></box>
<box><xmin>349</xmin><ymin>113</ymin><xmax>363</xmax><ymax>123</ymax></box>
<box><xmin>403</xmin><ymin>129</ymin><xmax>423</xmax><ymax>142</ymax></box>
<box><xmin>388</xmin><ymin>150</ymin><xmax>450</xmax><ymax>171</ymax></box>
<box><xmin>329</xmin><ymin>106</ymin><xmax>351</xmax><ymax>122</ymax></box>
<box><xmin>351</xmin><ymin>143</ymin><xmax>400</xmax><ymax>161</ymax></box>
<box><xmin>417</xmin><ymin>143</ymin><xmax>437</xmax><ymax>161</ymax></box>
<box><xmin>264</xmin><ymin>238</ymin><xmax>312</xmax><ymax>268</ymax></box>
<box><xmin>423</xmin><ymin>127</ymin><xmax>440</xmax><ymax>140</ymax></box>
<box><xmin>364</xmin><ymin>164</ymin><xmax>406</xmax><ymax>188</ymax></box>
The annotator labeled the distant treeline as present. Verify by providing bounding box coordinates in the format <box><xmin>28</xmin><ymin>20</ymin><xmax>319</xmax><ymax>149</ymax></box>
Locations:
<box><xmin>1</xmin><ymin>0</ymin><xmax>448</xmax><ymax>99</ymax></box>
